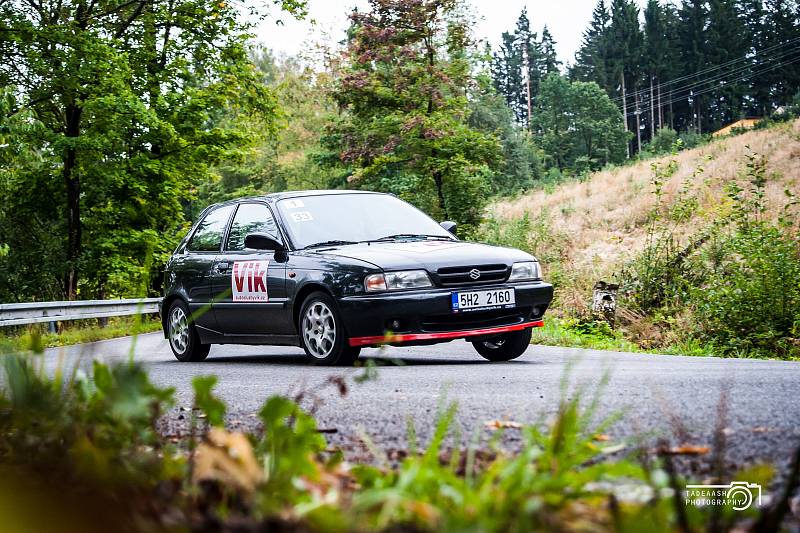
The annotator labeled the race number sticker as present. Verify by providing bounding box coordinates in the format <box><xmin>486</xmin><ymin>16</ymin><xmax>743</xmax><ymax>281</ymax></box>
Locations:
<box><xmin>291</xmin><ymin>211</ymin><xmax>313</xmax><ymax>222</ymax></box>
<box><xmin>284</xmin><ymin>199</ymin><xmax>304</xmax><ymax>209</ymax></box>
<box><xmin>231</xmin><ymin>260</ymin><xmax>269</xmax><ymax>302</ymax></box>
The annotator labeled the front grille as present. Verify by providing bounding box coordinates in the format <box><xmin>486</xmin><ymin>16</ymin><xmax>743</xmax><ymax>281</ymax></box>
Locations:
<box><xmin>436</xmin><ymin>264</ymin><xmax>509</xmax><ymax>287</ymax></box>
<box><xmin>420</xmin><ymin>307</ymin><xmax>530</xmax><ymax>333</ymax></box>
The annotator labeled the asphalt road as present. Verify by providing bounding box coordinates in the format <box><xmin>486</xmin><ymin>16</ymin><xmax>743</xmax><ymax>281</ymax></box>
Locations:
<box><xmin>44</xmin><ymin>333</ymin><xmax>800</xmax><ymax>489</ymax></box>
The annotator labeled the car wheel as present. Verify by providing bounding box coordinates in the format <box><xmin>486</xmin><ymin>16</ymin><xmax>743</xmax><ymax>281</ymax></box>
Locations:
<box><xmin>299</xmin><ymin>291</ymin><xmax>360</xmax><ymax>366</ymax></box>
<box><xmin>167</xmin><ymin>300</ymin><xmax>210</xmax><ymax>362</ymax></box>
<box><xmin>472</xmin><ymin>327</ymin><xmax>532</xmax><ymax>362</ymax></box>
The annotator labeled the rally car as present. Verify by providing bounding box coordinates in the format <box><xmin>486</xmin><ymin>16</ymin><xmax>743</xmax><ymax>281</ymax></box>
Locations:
<box><xmin>161</xmin><ymin>190</ymin><xmax>553</xmax><ymax>365</ymax></box>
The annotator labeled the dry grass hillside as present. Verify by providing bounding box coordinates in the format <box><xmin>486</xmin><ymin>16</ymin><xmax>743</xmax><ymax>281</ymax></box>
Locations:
<box><xmin>489</xmin><ymin>119</ymin><xmax>800</xmax><ymax>314</ymax></box>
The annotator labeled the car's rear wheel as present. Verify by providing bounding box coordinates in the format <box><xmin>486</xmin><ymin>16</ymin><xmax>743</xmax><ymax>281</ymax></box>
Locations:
<box><xmin>299</xmin><ymin>292</ymin><xmax>360</xmax><ymax>366</ymax></box>
<box><xmin>472</xmin><ymin>328</ymin><xmax>532</xmax><ymax>362</ymax></box>
<box><xmin>167</xmin><ymin>300</ymin><xmax>210</xmax><ymax>362</ymax></box>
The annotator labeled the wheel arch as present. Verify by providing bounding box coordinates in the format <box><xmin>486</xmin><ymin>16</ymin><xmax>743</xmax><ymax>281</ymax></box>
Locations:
<box><xmin>160</xmin><ymin>294</ymin><xmax>187</xmax><ymax>337</ymax></box>
<box><xmin>292</xmin><ymin>282</ymin><xmax>334</xmax><ymax>332</ymax></box>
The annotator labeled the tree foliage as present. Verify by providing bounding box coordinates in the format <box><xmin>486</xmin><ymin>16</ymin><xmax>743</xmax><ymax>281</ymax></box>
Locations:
<box><xmin>0</xmin><ymin>0</ymin><xmax>303</xmax><ymax>301</ymax></box>
<box><xmin>532</xmin><ymin>74</ymin><xmax>628</xmax><ymax>172</ymax></box>
<box><xmin>326</xmin><ymin>0</ymin><xmax>502</xmax><ymax>234</ymax></box>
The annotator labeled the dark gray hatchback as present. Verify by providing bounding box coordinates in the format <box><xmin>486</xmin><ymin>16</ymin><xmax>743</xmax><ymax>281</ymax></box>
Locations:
<box><xmin>161</xmin><ymin>190</ymin><xmax>553</xmax><ymax>365</ymax></box>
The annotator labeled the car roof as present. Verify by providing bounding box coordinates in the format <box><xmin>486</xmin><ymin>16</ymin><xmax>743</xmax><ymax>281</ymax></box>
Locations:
<box><xmin>210</xmin><ymin>189</ymin><xmax>391</xmax><ymax>208</ymax></box>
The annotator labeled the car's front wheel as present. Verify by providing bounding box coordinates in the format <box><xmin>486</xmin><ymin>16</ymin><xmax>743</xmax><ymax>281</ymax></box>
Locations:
<box><xmin>167</xmin><ymin>300</ymin><xmax>210</xmax><ymax>362</ymax></box>
<box><xmin>299</xmin><ymin>292</ymin><xmax>360</xmax><ymax>366</ymax></box>
<box><xmin>472</xmin><ymin>328</ymin><xmax>532</xmax><ymax>362</ymax></box>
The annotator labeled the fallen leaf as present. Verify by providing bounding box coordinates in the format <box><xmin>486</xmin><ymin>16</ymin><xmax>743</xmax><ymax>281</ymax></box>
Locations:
<box><xmin>752</xmin><ymin>426</ymin><xmax>773</xmax><ymax>433</ymax></box>
<box><xmin>193</xmin><ymin>427</ymin><xmax>263</xmax><ymax>492</ymax></box>
<box><xmin>484</xmin><ymin>420</ymin><xmax>522</xmax><ymax>430</ymax></box>
<box><xmin>661</xmin><ymin>444</ymin><xmax>710</xmax><ymax>456</ymax></box>
<box><xmin>593</xmin><ymin>434</ymin><xmax>612</xmax><ymax>442</ymax></box>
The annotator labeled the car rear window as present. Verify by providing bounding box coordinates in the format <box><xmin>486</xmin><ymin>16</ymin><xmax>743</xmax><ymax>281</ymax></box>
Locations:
<box><xmin>187</xmin><ymin>205</ymin><xmax>234</xmax><ymax>252</ymax></box>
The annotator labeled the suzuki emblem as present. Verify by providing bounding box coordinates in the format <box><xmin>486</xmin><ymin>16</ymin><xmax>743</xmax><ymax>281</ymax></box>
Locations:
<box><xmin>468</xmin><ymin>268</ymin><xmax>481</xmax><ymax>280</ymax></box>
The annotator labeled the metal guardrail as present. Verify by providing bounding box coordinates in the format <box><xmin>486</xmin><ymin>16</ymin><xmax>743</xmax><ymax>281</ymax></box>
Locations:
<box><xmin>0</xmin><ymin>298</ymin><xmax>162</xmax><ymax>327</ymax></box>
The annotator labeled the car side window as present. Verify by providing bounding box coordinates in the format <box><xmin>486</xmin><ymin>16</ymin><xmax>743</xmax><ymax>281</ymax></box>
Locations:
<box><xmin>187</xmin><ymin>205</ymin><xmax>235</xmax><ymax>252</ymax></box>
<box><xmin>226</xmin><ymin>203</ymin><xmax>279</xmax><ymax>251</ymax></box>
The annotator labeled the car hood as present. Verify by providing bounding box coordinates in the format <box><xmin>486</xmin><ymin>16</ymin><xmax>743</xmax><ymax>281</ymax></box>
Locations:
<box><xmin>311</xmin><ymin>240</ymin><xmax>535</xmax><ymax>271</ymax></box>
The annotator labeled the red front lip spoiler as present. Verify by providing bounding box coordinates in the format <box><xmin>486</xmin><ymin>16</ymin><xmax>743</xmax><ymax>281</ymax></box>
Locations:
<box><xmin>348</xmin><ymin>320</ymin><xmax>544</xmax><ymax>347</ymax></box>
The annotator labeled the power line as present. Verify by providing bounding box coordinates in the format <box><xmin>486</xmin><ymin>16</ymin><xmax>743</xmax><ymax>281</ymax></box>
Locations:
<box><xmin>610</xmin><ymin>35</ymin><xmax>800</xmax><ymax>105</ymax></box>
<box><xmin>623</xmin><ymin>51</ymin><xmax>800</xmax><ymax>119</ymax></box>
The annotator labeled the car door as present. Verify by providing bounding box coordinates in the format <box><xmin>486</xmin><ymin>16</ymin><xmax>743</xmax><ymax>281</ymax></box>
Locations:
<box><xmin>210</xmin><ymin>202</ymin><xmax>291</xmax><ymax>336</ymax></box>
<box><xmin>179</xmin><ymin>204</ymin><xmax>236</xmax><ymax>332</ymax></box>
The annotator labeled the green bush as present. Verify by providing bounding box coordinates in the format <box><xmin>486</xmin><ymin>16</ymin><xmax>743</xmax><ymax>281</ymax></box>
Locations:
<box><xmin>691</xmin><ymin>153</ymin><xmax>800</xmax><ymax>357</ymax></box>
<box><xmin>620</xmin><ymin>150</ymin><xmax>800</xmax><ymax>358</ymax></box>
<box><xmin>643</xmin><ymin>127</ymin><xmax>679</xmax><ymax>155</ymax></box>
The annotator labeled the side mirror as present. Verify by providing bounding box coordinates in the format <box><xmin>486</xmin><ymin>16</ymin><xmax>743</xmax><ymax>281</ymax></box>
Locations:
<box><xmin>244</xmin><ymin>232</ymin><xmax>285</xmax><ymax>251</ymax></box>
<box><xmin>440</xmin><ymin>221</ymin><xmax>457</xmax><ymax>235</ymax></box>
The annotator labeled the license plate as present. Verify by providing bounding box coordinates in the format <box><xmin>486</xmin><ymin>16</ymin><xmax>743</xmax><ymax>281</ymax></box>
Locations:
<box><xmin>451</xmin><ymin>288</ymin><xmax>515</xmax><ymax>313</ymax></box>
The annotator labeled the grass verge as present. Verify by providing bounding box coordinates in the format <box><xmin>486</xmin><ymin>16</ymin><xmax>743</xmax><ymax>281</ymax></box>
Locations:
<box><xmin>0</xmin><ymin>315</ymin><xmax>162</xmax><ymax>350</ymax></box>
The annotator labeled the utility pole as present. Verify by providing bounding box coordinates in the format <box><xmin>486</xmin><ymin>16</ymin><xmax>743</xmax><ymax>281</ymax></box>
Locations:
<box><xmin>621</xmin><ymin>70</ymin><xmax>629</xmax><ymax>159</ymax></box>
<box><xmin>635</xmin><ymin>91</ymin><xmax>642</xmax><ymax>154</ymax></box>
<box><xmin>658</xmin><ymin>79</ymin><xmax>663</xmax><ymax>130</ymax></box>
<box><xmin>650</xmin><ymin>75</ymin><xmax>655</xmax><ymax>138</ymax></box>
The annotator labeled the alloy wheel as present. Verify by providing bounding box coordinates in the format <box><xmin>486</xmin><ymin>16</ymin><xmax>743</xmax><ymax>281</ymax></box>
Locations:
<box><xmin>169</xmin><ymin>306</ymin><xmax>189</xmax><ymax>355</ymax></box>
<box><xmin>302</xmin><ymin>301</ymin><xmax>336</xmax><ymax>359</ymax></box>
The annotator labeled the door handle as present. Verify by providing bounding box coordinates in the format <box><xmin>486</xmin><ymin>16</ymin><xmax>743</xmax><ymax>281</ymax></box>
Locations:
<box><xmin>215</xmin><ymin>262</ymin><xmax>230</xmax><ymax>273</ymax></box>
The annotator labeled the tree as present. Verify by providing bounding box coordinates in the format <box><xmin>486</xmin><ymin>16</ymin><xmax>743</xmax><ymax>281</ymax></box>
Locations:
<box><xmin>539</xmin><ymin>26</ymin><xmax>561</xmax><ymax>75</ymax></box>
<box><xmin>491</xmin><ymin>9</ymin><xmax>544</xmax><ymax>129</ymax></box>
<box><xmin>762</xmin><ymin>0</ymin><xmax>800</xmax><ymax>107</ymax></box>
<box><xmin>677</xmin><ymin>0</ymin><xmax>709</xmax><ymax>132</ymax></box>
<box><xmin>608</xmin><ymin>0</ymin><xmax>645</xmax><ymax>153</ymax></box>
<box><xmin>533</xmin><ymin>74</ymin><xmax>628</xmax><ymax>171</ymax></box>
<box><xmin>0</xmin><ymin>1</ymin><xmax>304</xmax><ymax>300</ymax></box>
<box><xmin>571</xmin><ymin>0</ymin><xmax>613</xmax><ymax>93</ymax></box>
<box><xmin>470</xmin><ymin>62</ymin><xmax>543</xmax><ymax>194</ymax></box>
<box><xmin>327</xmin><ymin>0</ymin><xmax>501</xmax><ymax>234</ymax></box>
<box><xmin>706</xmin><ymin>0</ymin><xmax>749</xmax><ymax>128</ymax></box>
<box><xmin>492</xmin><ymin>31</ymin><xmax>526</xmax><ymax>124</ymax></box>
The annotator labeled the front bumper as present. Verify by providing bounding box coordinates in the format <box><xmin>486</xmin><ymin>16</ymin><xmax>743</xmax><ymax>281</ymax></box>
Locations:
<box><xmin>337</xmin><ymin>281</ymin><xmax>553</xmax><ymax>347</ymax></box>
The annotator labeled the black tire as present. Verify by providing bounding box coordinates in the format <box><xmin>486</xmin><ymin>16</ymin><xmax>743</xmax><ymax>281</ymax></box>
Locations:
<box><xmin>299</xmin><ymin>291</ymin><xmax>360</xmax><ymax>366</ymax></box>
<box><xmin>167</xmin><ymin>299</ymin><xmax>210</xmax><ymax>362</ymax></box>
<box><xmin>472</xmin><ymin>327</ymin><xmax>532</xmax><ymax>362</ymax></box>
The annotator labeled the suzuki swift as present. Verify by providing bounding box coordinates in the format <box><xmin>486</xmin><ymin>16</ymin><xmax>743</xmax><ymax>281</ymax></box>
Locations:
<box><xmin>161</xmin><ymin>190</ymin><xmax>553</xmax><ymax>365</ymax></box>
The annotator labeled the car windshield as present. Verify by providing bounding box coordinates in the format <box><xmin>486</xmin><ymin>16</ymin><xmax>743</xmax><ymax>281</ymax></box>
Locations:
<box><xmin>276</xmin><ymin>193</ymin><xmax>455</xmax><ymax>249</ymax></box>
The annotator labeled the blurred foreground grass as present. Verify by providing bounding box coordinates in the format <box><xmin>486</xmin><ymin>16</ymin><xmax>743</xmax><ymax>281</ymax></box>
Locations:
<box><xmin>0</xmin><ymin>335</ymin><xmax>795</xmax><ymax>532</ymax></box>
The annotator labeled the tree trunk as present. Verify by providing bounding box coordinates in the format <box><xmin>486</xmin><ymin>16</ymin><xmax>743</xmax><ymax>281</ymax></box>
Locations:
<box><xmin>432</xmin><ymin>171</ymin><xmax>448</xmax><ymax>220</ymax></box>
<box><xmin>64</xmin><ymin>103</ymin><xmax>82</xmax><ymax>300</ymax></box>
<box><xmin>658</xmin><ymin>80</ymin><xmax>663</xmax><ymax>130</ymax></box>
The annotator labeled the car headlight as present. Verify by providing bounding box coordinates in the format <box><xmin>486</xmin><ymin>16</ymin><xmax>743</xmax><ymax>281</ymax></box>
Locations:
<box><xmin>364</xmin><ymin>270</ymin><xmax>433</xmax><ymax>291</ymax></box>
<box><xmin>508</xmin><ymin>261</ymin><xmax>541</xmax><ymax>281</ymax></box>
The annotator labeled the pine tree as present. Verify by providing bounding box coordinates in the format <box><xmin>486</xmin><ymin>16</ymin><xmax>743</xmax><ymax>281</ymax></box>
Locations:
<box><xmin>762</xmin><ymin>0</ymin><xmax>800</xmax><ymax>107</ymax></box>
<box><xmin>677</xmin><ymin>0</ymin><xmax>708</xmax><ymax>132</ymax></box>
<box><xmin>609</xmin><ymin>0</ymin><xmax>645</xmax><ymax>152</ymax></box>
<box><xmin>706</xmin><ymin>0</ymin><xmax>749</xmax><ymax>128</ymax></box>
<box><xmin>738</xmin><ymin>0</ymin><xmax>770</xmax><ymax>115</ymax></box>
<box><xmin>539</xmin><ymin>26</ymin><xmax>561</xmax><ymax>75</ymax></box>
<box><xmin>492</xmin><ymin>31</ymin><xmax>525</xmax><ymax>123</ymax></box>
<box><xmin>515</xmin><ymin>9</ymin><xmax>544</xmax><ymax>129</ymax></box>
<box><xmin>571</xmin><ymin>0</ymin><xmax>613</xmax><ymax>94</ymax></box>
